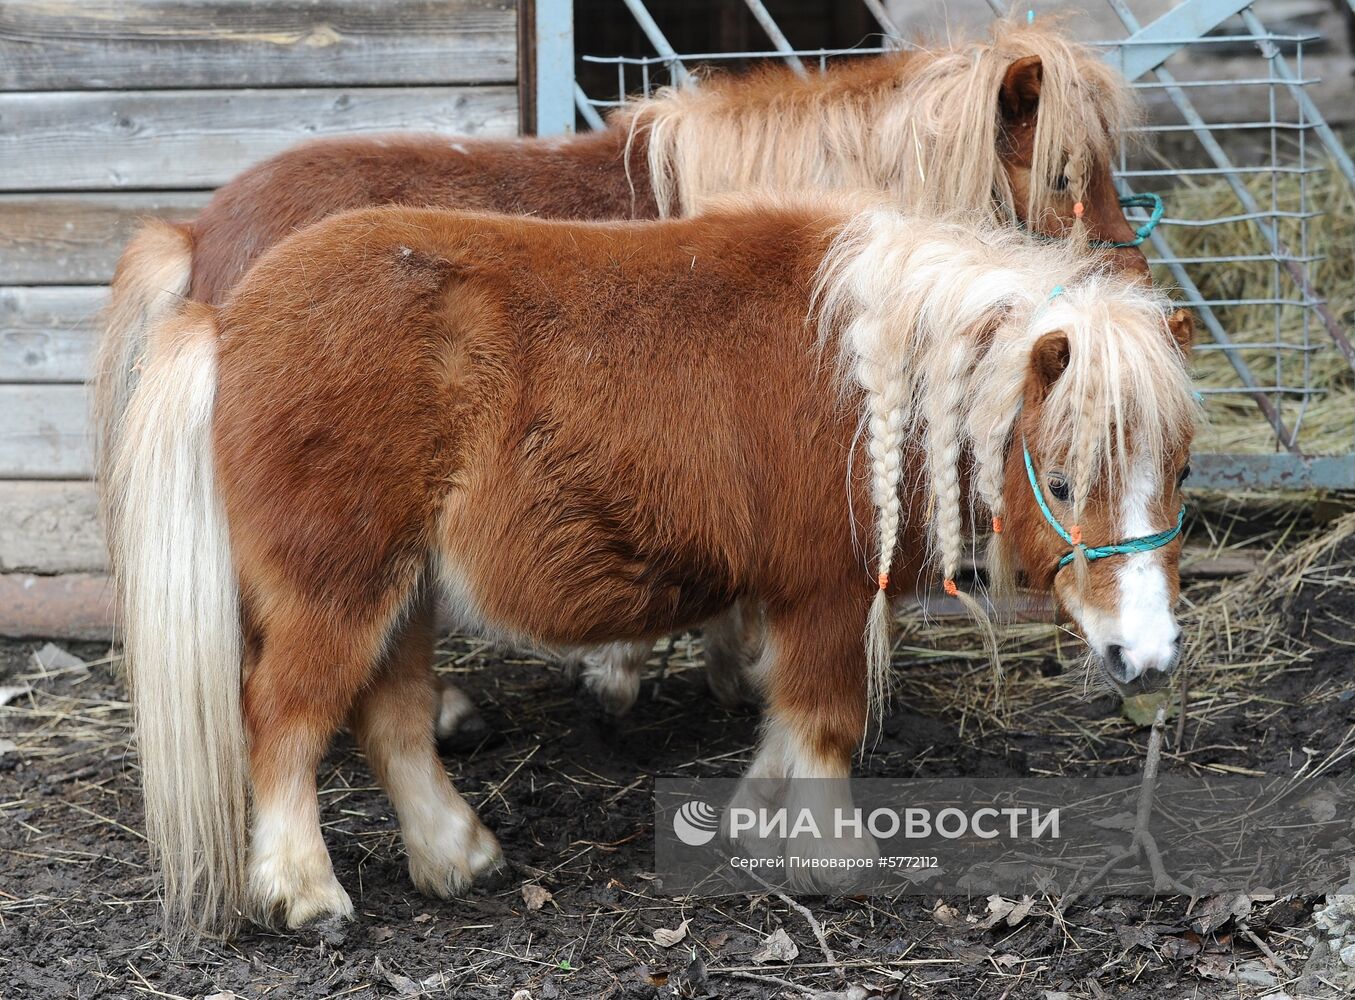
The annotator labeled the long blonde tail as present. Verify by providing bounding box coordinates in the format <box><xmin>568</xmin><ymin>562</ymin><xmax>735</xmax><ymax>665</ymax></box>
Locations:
<box><xmin>109</xmin><ymin>303</ymin><xmax>247</xmax><ymax>939</ymax></box>
<box><xmin>95</xmin><ymin>221</ymin><xmax>193</xmax><ymax>535</ymax></box>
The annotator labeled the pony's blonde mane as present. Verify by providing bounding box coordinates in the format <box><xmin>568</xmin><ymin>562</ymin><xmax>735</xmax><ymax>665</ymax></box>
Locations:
<box><xmin>620</xmin><ymin>15</ymin><xmax>1137</xmax><ymax>226</ymax></box>
<box><xmin>812</xmin><ymin>209</ymin><xmax>1197</xmax><ymax>719</ymax></box>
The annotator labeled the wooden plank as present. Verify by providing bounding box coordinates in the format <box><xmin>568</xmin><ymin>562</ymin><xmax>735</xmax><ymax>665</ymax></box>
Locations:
<box><xmin>0</xmin><ymin>1</ymin><xmax>516</xmax><ymax>90</ymax></box>
<box><xmin>0</xmin><ymin>481</ymin><xmax>105</xmax><ymax>574</ymax></box>
<box><xmin>0</xmin><ymin>573</ymin><xmax>113</xmax><ymax>640</ymax></box>
<box><xmin>0</xmin><ymin>385</ymin><xmax>90</xmax><ymax>478</ymax></box>
<box><xmin>0</xmin><ymin>192</ymin><xmax>207</xmax><ymax>284</ymax></box>
<box><xmin>0</xmin><ymin>86</ymin><xmax>520</xmax><ymax>191</ymax></box>
<box><xmin>0</xmin><ymin>571</ymin><xmax>484</xmax><ymax>639</ymax></box>
<box><xmin>1</xmin><ymin>287</ymin><xmax>105</xmax><ymax>382</ymax></box>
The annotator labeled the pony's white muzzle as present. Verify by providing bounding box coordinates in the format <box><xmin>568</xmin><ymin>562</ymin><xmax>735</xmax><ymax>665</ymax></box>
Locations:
<box><xmin>1100</xmin><ymin>632</ymin><xmax>1180</xmax><ymax>693</ymax></box>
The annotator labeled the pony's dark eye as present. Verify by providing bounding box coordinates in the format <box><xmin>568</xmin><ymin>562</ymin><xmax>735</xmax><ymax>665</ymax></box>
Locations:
<box><xmin>1047</xmin><ymin>473</ymin><xmax>1071</xmax><ymax>503</ymax></box>
<box><xmin>1053</xmin><ymin>173</ymin><xmax>1069</xmax><ymax>192</ymax></box>
<box><xmin>1178</xmin><ymin>463</ymin><xmax>1191</xmax><ymax>487</ymax></box>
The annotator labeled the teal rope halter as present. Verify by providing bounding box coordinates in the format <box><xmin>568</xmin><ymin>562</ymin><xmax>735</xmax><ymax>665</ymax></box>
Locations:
<box><xmin>1094</xmin><ymin>192</ymin><xmax>1165</xmax><ymax>249</ymax></box>
<box><xmin>1021</xmin><ymin>441</ymin><xmax>1186</xmax><ymax>571</ymax></box>
<box><xmin>1018</xmin><ymin>192</ymin><xmax>1164</xmax><ymax>250</ymax></box>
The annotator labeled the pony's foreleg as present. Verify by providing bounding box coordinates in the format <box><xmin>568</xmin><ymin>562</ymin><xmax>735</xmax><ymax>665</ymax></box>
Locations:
<box><xmin>703</xmin><ymin>600</ymin><xmax>766</xmax><ymax>710</ymax></box>
<box><xmin>244</xmin><ymin>598</ymin><xmax>403</xmax><ymax>927</ymax></box>
<box><xmin>350</xmin><ymin>595</ymin><xmax>502</xmax><ymax>897</ymax></box>
<box><xmin>732</xmin><ymin>595</ymin><xmax>875</xmax><ymax>885</ymax></box>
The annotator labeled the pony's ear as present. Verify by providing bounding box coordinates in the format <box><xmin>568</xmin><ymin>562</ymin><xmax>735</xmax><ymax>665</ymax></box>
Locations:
<box><xmin>1029</xmin><ymin>330</ymin><xmax>1069</xmax><ymax>394</ymax></box>
<box><xmin>1166</xmin><ymin>308</ymin><xmax>1195</xmax><ymax>356</ymax></box>
<box><xmin>1000</xmin><ymin>55</ymin><xmax>1044</xmax><ymax>123</ymax></box>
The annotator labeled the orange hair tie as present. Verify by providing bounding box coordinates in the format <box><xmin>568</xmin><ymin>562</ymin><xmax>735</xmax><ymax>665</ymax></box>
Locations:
<box><xmin>943</xmin><ymin>578</ymin><xmax>958</xmax><ymax>597</ymax></box>
<box><xmin>1073</xmin><ymin>201</ymin><xmax>1085</xmax><ymax>219</ymax></box>
<box><xmin>878</xmin><ymin>572</ymin><xmax>889</xmax><ymax>591</ymax></box>
<box><xmin>1070</xmin><ymin>524</ymin><xmax>1083</xmax><ymax>545</ymax></box>
<box><xmin>991</xmin><ymin>516</ymin><xmax>1003</xmax><ymax>534</ymax></box>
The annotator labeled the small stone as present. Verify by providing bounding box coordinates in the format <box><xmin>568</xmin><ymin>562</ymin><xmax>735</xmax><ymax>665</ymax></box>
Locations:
<box><xmin>1341</xmin><ymin>940</ymin><xmax>1355</xmax><ymax>969</ymax></box>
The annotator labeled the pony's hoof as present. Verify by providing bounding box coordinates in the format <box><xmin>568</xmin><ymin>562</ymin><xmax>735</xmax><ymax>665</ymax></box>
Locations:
<box><xmin>581</xmin><ymin>662</ymin><xmax>639</xmax><ymax>717</ymax></box>
<box><xmin>785</xmin><ymin>831</ymin><xmax>879</xmax><ymax>895</ymax></box>
<box><xmin>434</xmin><ymin>683</ymin><xmax>488</xmax><ymax>747</ymax></box>
<box><xmin>249</xmin><ymin>864</ymin><xmax>354</xmax><ymax>929</ymax></box>
<box><xmin>407</xmin><ymin>815</ymin><xmax>503</xmax><ymax>899</ymax></box>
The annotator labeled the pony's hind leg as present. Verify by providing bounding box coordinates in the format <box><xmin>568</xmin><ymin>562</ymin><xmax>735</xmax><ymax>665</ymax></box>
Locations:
<box><xmin>351</xmin><ymin>595</ymin><xmax>502</xmax><ymax>897</ymax></box>
<box><xmin>434</xmin><ymin>679</ymin><xmax>488</xmax><ymax>747</ymax></box>
<box><xmin>576</xmin><ymin>640</ymin><xmax>652</xmax><ymax>716</ymax></box>
<box><xmin>731</xmin><ymin>593</ymin><xmax>876</xmax><ymax>886</ymax></box>
<box><xmin>244</xmin><ymin>594</ymin><xmax>406</xmax><ymax>927</ymax></box>
<box><xmin>703</xmin><ymin>600</ymin><xmax>767</xmax><ymax>710</ymax></box>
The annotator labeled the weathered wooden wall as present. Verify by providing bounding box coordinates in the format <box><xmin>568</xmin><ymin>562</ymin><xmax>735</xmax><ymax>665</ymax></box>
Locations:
<box><xmin>0</xmin><ymin>0</ymin><xmax>518</xmax><ymax>633</ymax></box>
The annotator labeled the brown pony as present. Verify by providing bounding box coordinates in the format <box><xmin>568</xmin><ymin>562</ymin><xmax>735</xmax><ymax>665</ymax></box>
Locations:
<box><xmin>109</xmin><ymin>196</ymin><xmax>1196</xmax><ymax>936</ymax></box>
<box><xmin>96</xmin><ymin>18</ymin><xmax>1146</xmax><ymax>727</ymax></box>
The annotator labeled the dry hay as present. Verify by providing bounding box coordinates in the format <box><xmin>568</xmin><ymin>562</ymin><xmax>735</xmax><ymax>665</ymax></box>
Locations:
<box><xmin>1158</xmin><ymin>155</ymin><xmax>1355</xmax><ymax>455</ymax></box>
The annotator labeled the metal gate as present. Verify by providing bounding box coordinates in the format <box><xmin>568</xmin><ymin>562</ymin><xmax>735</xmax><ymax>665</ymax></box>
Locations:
<box><xmin>538</xmin><ymin>0</ymin><xmax>1355</xmax><ymax>490</ymax></box>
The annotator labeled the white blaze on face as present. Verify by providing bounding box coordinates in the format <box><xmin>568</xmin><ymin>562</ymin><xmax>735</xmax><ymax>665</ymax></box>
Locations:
<box><xmin>1063</xmin><ymin>456</ymin><xmax>1181</xmax><ymax>686</ymax></box>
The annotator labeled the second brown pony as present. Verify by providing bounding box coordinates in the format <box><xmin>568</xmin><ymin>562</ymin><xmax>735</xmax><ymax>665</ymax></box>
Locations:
<box><xmin>97</xmin><ymin>18</ymin><xmax>1148</xmax><ymax>725</ymax></box>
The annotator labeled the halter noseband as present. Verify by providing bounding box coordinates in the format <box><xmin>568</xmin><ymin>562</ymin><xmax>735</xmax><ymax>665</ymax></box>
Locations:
<box><xmin>1093</xmin><ymin>193</ymin><xmax>1165</xmax><ymax>250</ymax></box>
<box><xmin>1020</xmin><ymin>192</ymin><xmax>1165</xmax><ymax>250</ymax></box>
<box><xmin>1021</xmin><ymin>440</ymin><xmax>1185</xmax><ymax>571</ymax></box>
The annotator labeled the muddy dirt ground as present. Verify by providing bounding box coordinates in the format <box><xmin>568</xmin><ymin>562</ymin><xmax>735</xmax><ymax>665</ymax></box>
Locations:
<box><xmin>3</xmin><ymin>506</ymin><xmax>1354</xmax><ymax>999</ymax></box>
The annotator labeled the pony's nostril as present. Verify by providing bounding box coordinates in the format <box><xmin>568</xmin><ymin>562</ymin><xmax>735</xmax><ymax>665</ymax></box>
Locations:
<box><xmin>1104</xmin><ymin>643</ymin><xmax>1130</xmax><ymax>682</ymax></box>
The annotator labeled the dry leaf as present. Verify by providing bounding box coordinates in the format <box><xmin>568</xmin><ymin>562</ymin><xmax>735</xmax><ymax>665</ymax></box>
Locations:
<box><xmin>751</xmin><ymin>927</ymin><xmax>799</xmax><ymax>964</ymax></box>
<box><xmin>412</xmin><ymin>911</ymin><xmax>433</xmax><ymax>923</ymax></box>
<box><xmin>982</xmin><ymin>895</ymin><xmax>1015</xmax><ymax>926</ymax></box>
<box><xmin>1006</xmin><ymin>895</ymin><xmax>1036</xmax><ymax>927</ymax></box>
<box><xmin>932</xmin><ymin>900</ymin><xmax>961</xmax><ymax>926</ymax></box>
<box><xmin>1116</xmin><ymin>924</ymin><xmax>1157</xmax><ymax>951</ymax></box>
<box><xmin>371</xmin><ymin>956</ymin><xmax>421</xmax><ymax>996</ymax></box>
<box><xmin>31</xmin><ymin>643</ymin><xmax>85</xmax><ymax>674</ymax></box>
<box><xmin>1122</xmin><ymin>690</ymin><xmax>1175</xmax><ymax>726</ymax></box>
<box><xmin>1160</xmin><ymin>934</ymin><xmax>1202</xmax><ymax>959</ymax></box>
<box><xmin>1191</xmin><ymin>894</ymin><xmax>1251</xmax><ymax>935</ymax></box>
<box><xmin>636</xmin><ymin>964</ymin><xmax>669</xmax><ymax>987</ymax></box>
<box><xmin>522</xmin><ymin>884</ymin><xmax>553</xmax><ymax>911</ymax></box>
<box><xmin>653</xmin><ymin>918</ymin><xmax>690</xmax><ymax>948</ymax></box>
<box><xmin>511</xmin><ymin>991</ymin><xmax>533</xmax><ymax>1000</ymax></box>
<box><xmin>0</xmin><ymin>738</ymin><xmax>17</xmax><ymax>759</ymax></box>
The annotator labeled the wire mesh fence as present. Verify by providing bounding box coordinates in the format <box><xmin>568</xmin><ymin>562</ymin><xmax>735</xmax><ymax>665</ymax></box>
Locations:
<box><xmin>574</xmin><ymin>1</ymin><xmax>1355</xmax><ymax>489</ymax></box>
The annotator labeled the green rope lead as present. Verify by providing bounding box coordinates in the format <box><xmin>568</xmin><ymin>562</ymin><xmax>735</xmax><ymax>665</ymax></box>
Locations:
<box><xmin>1093</xmin><ymin>192</ymin><xmax>1165</xmax><ymax>249</ymax></box>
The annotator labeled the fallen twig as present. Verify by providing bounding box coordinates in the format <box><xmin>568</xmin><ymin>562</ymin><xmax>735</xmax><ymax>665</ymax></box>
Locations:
<box><xmin>1060</xmin><ymin>706</ymin><xmax>1193</xmax><ymax>912</ymax></box>
<box><xmin>775</xmin><ymin>890</ymin><xmax>839</xmax><ymax>972</ymax></box>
